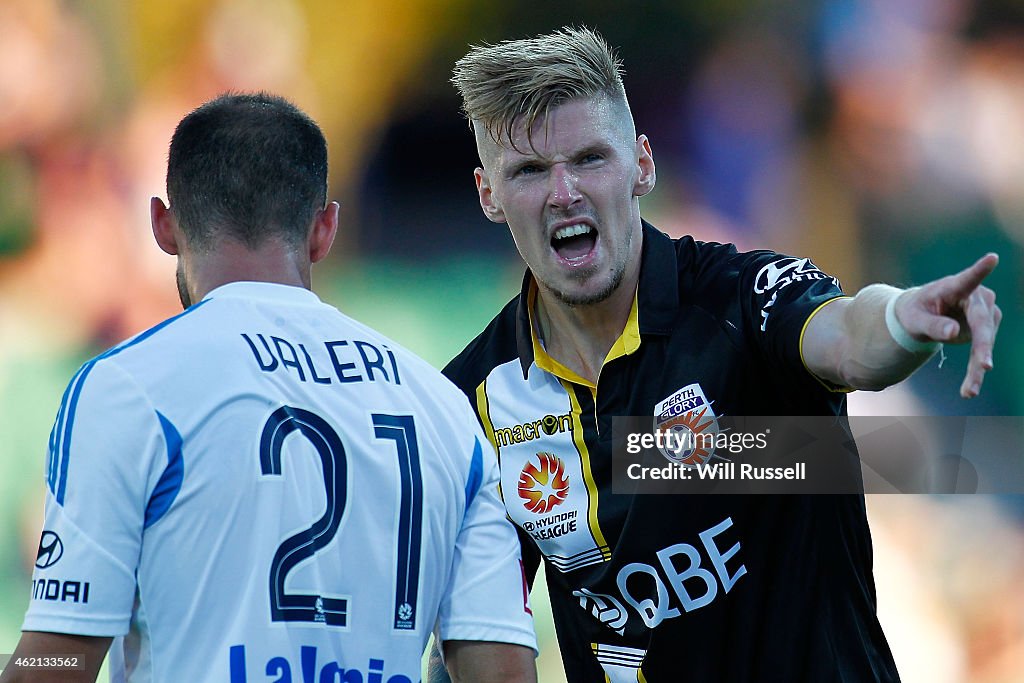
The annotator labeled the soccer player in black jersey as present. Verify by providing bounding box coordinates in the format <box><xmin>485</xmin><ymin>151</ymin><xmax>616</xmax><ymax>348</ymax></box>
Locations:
<box><xmin>430</xmin><ymin>27</ymin><xmax>1001</xmax><ymax>682</ymax></box>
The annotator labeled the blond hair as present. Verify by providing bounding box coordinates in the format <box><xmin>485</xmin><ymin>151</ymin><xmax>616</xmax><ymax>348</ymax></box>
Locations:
<box><xmin>452</xmin><ymin>26</ymin><xmax>626</xmax><ymax>148</ymax></box>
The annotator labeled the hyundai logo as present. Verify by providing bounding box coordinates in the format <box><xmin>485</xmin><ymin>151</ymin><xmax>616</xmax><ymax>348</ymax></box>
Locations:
<box><xmin>35</xmin><ymin>531</ymin><xmax>63</xmax><ymax>569</ymax></box>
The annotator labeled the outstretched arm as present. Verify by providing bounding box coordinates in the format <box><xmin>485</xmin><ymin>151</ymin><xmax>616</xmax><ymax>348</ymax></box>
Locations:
<box><xmin>802</xmin><ymin>253</ymin><xmax>1001</xmax><ymax>397</ymax></box>
<box><xmin>0</xmin><ymin>631</ymin><xmax>111</xmax><ymax>683</ymax></box>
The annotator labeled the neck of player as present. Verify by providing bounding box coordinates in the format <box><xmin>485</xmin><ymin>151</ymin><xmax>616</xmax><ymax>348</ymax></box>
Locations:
<box><xmin>534</xmin><ymin>267</ymin><xmax>639</xmax><ymax>386</ymax></box>
<box><xmin>186</xmin><ymin>238</ymin><xmax>312</xmax><ymax>302</ymax></box>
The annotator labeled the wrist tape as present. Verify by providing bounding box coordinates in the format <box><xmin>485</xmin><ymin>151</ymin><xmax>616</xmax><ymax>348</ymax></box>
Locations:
<box><xmin>884</xmin><ymin>289</ymin><xmax>941</xmax><ymax>354</ymax></box>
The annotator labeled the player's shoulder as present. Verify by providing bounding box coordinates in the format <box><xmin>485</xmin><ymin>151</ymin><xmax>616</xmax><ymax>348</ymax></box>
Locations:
<box><xmin>83</xmin><ymin>301</ymin><xmax>215</xmax><ymax>374</ymax></box>
<box><xmin>442</xmin><ymin>295</ymin><xmax>520</xmax><ymax>399</ymax></box>
<box><xmin>343</xmin><ymin>312</ymin><xmax>443</xmax><ymax>380</ymax></box>
<box><xmin>51</xmin><ymin>303</ymin><xmax>217</xmax><ymax>424</ymax></box>
<box><xmin>676</xmin><ymin>235</ymin><xmax>766</xmax><ymax>278</ymax></box>
<box><xmin>674</xmin><ymin>234</ymin><xmax>818</xmax><ymax>299</ymax></box>
<box><xmin>331</xmin><ymin>308</ymin><xmax>476</xmax><ymax>407</ymax></box>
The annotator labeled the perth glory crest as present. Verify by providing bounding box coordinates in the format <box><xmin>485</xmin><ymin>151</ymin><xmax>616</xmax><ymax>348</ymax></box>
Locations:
<box><xmin>653</xmin><ymin>383</ymin><xmax>720</xmax><ymax>467</ymax></box>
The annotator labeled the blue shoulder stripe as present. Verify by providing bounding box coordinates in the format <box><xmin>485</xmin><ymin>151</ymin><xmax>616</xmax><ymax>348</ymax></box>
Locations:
<box><xmin>145</xmin><ymin>411</ymin><xmax>184</xmax><ymax>528</ymax></box>
<box><xmin>463</xmin><ymin>437</ymin><xmax>484</xmax><ymax>515</ymax></box>
<box><xmin>53</xmin><ymin>301</ymin><xmax>209</xmax><ymax>506</ymax></box>
<box><xmin>47</xmin><ymin>368</ymin><xmax>80</xmax><ymax>494</ymax></box>
<box><xmin>56</xmin><ymin>363</ymin><xmax>97</xmax><ymax>504</ymax></box>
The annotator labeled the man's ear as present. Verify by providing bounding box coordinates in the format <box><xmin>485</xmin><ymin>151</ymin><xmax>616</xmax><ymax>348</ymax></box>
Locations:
<box><xmin>633</xmin><ymin>135</ymin><xmax>656</xmax><ymax>198</ymax></box>
<box><xmin>151</xmin><ymin>197</ymin><xmax>179</xmax><ymax>255</ymax></box>
<box><xmin>310</xmin><ymin>201</ymin><xmax>339</xmax><ymax>263</ymax></box>
<box><xmin>475</xmin><ymin>168</ymin><xmax>506</xmax><ymax>223</ymax></box>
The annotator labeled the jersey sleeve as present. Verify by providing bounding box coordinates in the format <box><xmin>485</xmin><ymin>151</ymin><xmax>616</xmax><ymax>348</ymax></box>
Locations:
<box><xmin>738</xmin><ymin>251</ymin><xmax>847</xmax><ymax>381</ymax></box>
<box><xmin>434</xmin><ymin>431</ymin><xmax>537</xmax><ymax>653</ymax></box>
<box><xmin>23</xmin><ymin>358</ymin><xmax>169</xmax><ymax>637</ymax></box>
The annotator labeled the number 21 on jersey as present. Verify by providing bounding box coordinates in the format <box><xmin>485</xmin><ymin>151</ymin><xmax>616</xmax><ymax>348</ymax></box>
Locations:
<box><xmin>258</xmin><ymin>406</ymin><xmax>423</xmax><ymax>631</ymax></box>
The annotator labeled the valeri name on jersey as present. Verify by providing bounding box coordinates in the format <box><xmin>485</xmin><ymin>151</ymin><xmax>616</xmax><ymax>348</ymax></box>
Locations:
<box><xmin>228</xmin><ymin>645</ymin><xmax>413</xmax><ymax>683</ymax></box>
<box><xmin>242</xmin><ymin>332</ymin><xmax>403</xmax><ymax>386</ymax></box>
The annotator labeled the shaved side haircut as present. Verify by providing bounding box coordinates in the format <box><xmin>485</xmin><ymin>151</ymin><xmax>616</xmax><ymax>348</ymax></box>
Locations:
<box><xmin>452</xmin><ymin>26</ymin><xmax>628</xmax><ymax>149</ymax></box>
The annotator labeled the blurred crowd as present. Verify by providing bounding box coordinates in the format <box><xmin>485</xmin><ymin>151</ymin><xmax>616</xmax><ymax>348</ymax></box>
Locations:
<box><xmin>1</xmin><ymin>1</ymin><xmax>1021</xmax><ymax>680</ymax></box>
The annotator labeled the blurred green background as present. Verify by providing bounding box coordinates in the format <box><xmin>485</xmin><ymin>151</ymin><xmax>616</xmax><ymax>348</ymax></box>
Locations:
<box><xmin>1</xmin><ymin>1</ymin><xmax>1023</xmax><ymax>680</ymax></box>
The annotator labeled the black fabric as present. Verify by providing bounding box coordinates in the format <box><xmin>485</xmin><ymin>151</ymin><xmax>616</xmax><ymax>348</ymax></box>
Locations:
<box><xmin>444</xmin><ymin>222</ymin><xmax>900</xmax><ymax>682</ymax></box>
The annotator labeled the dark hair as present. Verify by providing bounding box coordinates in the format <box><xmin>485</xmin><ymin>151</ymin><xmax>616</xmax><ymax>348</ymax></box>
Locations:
<box><xmin>166</xmin><ymin>92</ymin><xmax>327</xmax><ymax>251</ymax></box>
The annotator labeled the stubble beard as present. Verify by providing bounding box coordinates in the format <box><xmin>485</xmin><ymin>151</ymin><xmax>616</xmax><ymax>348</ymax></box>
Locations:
<box><xmin>546</xmin><ymin>260</ymin><xmax>627</xmax><ymax>308</ymax></box>
<box><xmin>545</xmin><ymin>227</ymin><xmax>633</xmax><ymax>307</ymax></box>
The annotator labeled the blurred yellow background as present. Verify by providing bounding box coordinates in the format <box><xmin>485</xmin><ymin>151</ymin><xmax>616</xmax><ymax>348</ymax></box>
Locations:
<box><xmin>1</xmin><ymin>1</ymin><xmax>1023</xmax><ymax>680</ymax></box>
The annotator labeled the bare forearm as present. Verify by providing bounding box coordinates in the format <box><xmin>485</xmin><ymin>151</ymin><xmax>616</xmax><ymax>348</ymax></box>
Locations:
<box><xmin>0</xmin><ymin>632</ymin><xmax>110</xmax><ymax>683</ymax></box>
<box><xmin>831</xmin><ymin>284</ymin><xmax>938</xmax><ymax>391</ymax></box>
<box><xmin>804</xmin><ymin>253</ymin><xmax>1000</xmax><ymax>398</ymax></box>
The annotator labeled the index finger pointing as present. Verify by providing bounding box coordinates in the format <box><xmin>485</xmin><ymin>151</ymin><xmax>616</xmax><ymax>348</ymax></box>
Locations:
<box><xmin>941</xmin><ymin>253</ymin><xmax>999</xmax><ymax>300</ymax></box>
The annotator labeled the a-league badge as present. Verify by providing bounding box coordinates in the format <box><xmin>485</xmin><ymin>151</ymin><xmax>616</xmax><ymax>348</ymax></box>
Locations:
<box><xmin>653</xmin><ymin>382</ymin><xmax>719</xmax><ymax>467</ymax></box>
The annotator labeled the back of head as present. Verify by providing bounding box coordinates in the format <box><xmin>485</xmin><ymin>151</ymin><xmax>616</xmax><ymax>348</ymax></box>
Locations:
<box><xmin>451</xmin><ymin>26</ymin><xmax>627</xmax><ymax>148</ymax></box>
<box><xmin>167</xmin><ymin>92</ymin><xmax>327</xmax><ymax>252</ymax></box>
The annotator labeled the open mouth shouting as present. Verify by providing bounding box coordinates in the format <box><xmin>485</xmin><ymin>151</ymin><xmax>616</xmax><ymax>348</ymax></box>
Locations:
<box><xmin>551</xmin><ymin>221</ymin><xmax>599</xmax><ymax>268</ymax></box>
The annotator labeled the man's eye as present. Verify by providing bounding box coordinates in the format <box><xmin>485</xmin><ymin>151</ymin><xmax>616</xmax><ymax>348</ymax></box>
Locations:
<box><xmin>517</xmin><ymin>165</ymin><xmax>541</xmax><ymax>176</ymax></box>
<box><xmin>580</xmin><ymin>154</ymin><xmax>603</xmax><ymax>164</ymax></box>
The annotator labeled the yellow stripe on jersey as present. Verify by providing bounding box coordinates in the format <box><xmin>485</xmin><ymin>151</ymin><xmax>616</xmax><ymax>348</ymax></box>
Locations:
<box><xmin>528</xmin><ymin>284</ymin><xmax>642</xmax><ymax>389</ymax></box>
<box><xmin>798</xmin><ymin>295</ymin><xmax>855</xmax><ymax>394</ymax></box>
<box><xmin>524</xmin><ymin>281</ymin><xmax>592</xmax><ymax>383</ymax></box>
<box><xmin>475</xmin><ymin>378</ymin><xmax>504</xmax><ymax>501</ymax></box>
<box><xmin>591</xmin><ymin>644</ymin><xmax>647</xmax><ymax>682</ymax></box>
<box><xmin>564</xmin><ymin>380</ymin><xmax>610</xmax><ymax>559</ymax></box>
<box><xmin>603</xmin><ymin>290</ymin><xmax>641</xmax><ymax>365</ymax></box>
<box><xmin>590</xmin><ymin>644</ymin><xmax>610</xmax><ymax>683</ymax></box>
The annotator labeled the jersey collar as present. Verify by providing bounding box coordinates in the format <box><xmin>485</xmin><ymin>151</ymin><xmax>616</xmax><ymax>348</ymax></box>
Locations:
<box><xmin>201</xmin><ymin>281</ymin><xmax>324</xmax><ymax>306</ymax></box>
<box><xmin>514</xmin><ymin>220</ymin><xmax>680</xmax><ymax>381</ymax></box>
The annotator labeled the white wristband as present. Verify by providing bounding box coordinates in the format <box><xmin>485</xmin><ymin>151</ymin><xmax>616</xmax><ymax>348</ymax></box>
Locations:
<box><xmin>885</xmin><ymin>289</ymin><xmax>941</xmax><ymax>354</ymax></box>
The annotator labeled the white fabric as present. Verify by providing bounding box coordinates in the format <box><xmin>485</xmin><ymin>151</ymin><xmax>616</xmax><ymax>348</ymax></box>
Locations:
<box><xmin>24</xmin><ymin>282</ymin><xmax>535</xmax><ymax>682</ymax></box>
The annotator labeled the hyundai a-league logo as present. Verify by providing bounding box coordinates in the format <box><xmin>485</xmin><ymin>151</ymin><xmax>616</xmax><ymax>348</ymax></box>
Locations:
<box><xmin>518</xmin><ymin>452</ymin><xmax>570</xmax><ymax>514</ymax></box>
<box><xmin>35</xmin><ymin>530</ymin><xmax>63</xmax><ymax>569</ymax></box>
<box><xmin>398</xmin><ymin>603</ymin><xmax>413</xmax><ymax>621</ymax></box>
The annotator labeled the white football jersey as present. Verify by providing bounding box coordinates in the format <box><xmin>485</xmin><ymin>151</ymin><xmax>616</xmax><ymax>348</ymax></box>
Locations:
<box><xmin>23</xmin><ymin>282</ymin><xmax>535</xmax><ymax>682</ymax></box>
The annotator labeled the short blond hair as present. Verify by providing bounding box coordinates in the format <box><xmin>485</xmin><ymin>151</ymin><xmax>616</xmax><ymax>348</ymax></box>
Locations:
<box><xmin>452</xmin><ymin>26</ymin><xmax>626</xmax><ymax>148</ymax></box>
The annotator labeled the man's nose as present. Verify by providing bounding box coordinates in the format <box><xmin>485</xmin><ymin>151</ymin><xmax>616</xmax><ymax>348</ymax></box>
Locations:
<box><xmin>548</xmin><ymin>164</ymin><xmax>582</xmax><ymax>208</ymax></box>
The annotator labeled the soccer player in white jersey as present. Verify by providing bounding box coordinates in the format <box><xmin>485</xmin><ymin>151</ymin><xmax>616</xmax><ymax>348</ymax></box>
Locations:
<box><xmin>1</xmin><ymin>93</ymin><xmax>537</xmax><ymax>683</ymax></box>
